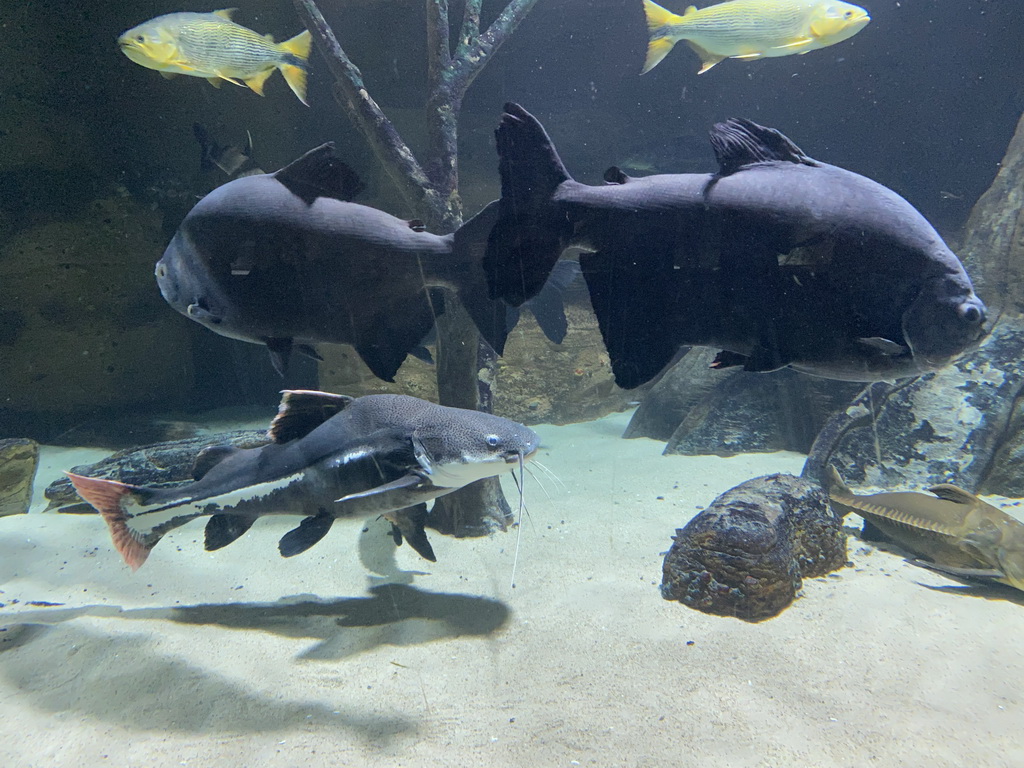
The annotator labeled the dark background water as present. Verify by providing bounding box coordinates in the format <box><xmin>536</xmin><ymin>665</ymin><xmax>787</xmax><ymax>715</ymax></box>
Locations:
<box><xmin>2</xmin><ymin>0</ymin><xmax>1022</xmax><ymax>438</ymax></box>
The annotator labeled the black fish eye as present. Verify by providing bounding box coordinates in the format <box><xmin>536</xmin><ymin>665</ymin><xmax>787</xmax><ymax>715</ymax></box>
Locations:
<box><xmin>962</xmin><ymin>305</ymin><xmax>982</xmax><ymax>324</ymax></box>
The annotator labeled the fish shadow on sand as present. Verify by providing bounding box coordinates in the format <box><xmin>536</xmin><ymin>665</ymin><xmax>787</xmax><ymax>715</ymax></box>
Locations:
<box><xmin>1</xmin><ymin>584</ymin><xmax>510</xmax><ymax>662</ymax></box>
<box><xmin>0</xmin><ymin>623</ymin><xmax>414</xmax><ymax>739</ymax></box>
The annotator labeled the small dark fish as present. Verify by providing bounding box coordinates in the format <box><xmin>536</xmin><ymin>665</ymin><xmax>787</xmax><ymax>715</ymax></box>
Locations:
<box><xmin>67</xmin><ymin>391</ymin><xmax>540</xmax><ymax>570</ymax></box>
<box><xmin>484</xmin><ymin>103</ymin><xmax>987</xmax><ymax>389</ymax></box>
<box><xmin>193</xmin><ymin>123</ymin><xmax>264</xmax><ymax>180</ymax></box>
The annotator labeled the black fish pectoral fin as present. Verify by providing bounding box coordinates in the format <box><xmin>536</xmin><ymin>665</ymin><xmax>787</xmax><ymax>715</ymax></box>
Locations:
<box><xmin>352</xmin><ymin>290</ymin><xmax>445</xmax><ymax>382</ymax></box>
<box><xmin>268</xmin><ymin>389</ymin><xmax>355</xmax><ymax>444</ymax></box>
<box><xmin>384</xmin><ymin>503</ymin><xmax>436</xmax><ymax>562</ymax></box>
<box><xmin>265</xmin><ymin>337</ymin><xmax>293</xmax><ymax>377</ymax></box>
<box><xmin>335</xmin><ymin>473</ymin><xmax>422</xmax><ymax>504</ymax></box>
<box><xmin>519</xmin><ymin>259</ymin><xmax>580</xmax><ymax>345</ymax></box>
<box><xmin>204</xmin><ymin>514</ymin><xmax>259</xmax><ymax>551</ymax></box>
<box><xmin>279</xmin><ymin>509</ymin><xmax>335</xmax><ymax>557</ymax></box>
<box><xmin>580</xmin><ymin>248</ymin><xmax>682</xmax><ymax>390</ymax></box>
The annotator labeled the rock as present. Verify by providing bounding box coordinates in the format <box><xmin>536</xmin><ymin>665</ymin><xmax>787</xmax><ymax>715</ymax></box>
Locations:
<box><xmin>45</xmin><ymin>430</ymin><xmax>268</xmax><ymax>514</ymax></box>
<box><xmin>960</xmin><ymin>111</ymin><xmax>1024</xmax><ymax>315</ymax></box>
<box><xmin>0</xmin><ymin>438</ymin><xmax>39</xmax><ymax>516</ymax></box>
<box><xmin>0</xmin><ymin>194</ymin><xmax>195</xmax><ymax>420</ymax></box>
<box><xmin>625</xmin><ymin>347</ymin><xmax>860</xmax><ymax>455</ymax></box>
<box><xmin>661</xmin><ymin>473</ymin><xmax>846</xmax><ymax>622</ymax></box>
<box><xmin>803</xmin><ymin>316</ymin><xmax>1024</xmax><ymax>495</ymax></box>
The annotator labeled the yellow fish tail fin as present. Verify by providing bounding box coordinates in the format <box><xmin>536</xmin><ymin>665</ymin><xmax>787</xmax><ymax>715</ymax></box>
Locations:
<box><xmin>643</xmin><ymin>0</ymin><xmax>681</xmax><ymax>33</ymax></box>
<box><xmin>244</xmin><ymin>68</ymin><xmax>274</xmax><ymax>97</ymax></box>
<box><xmin>642</xmin><ymin>36</ymin><xmax>676</xmax><ymax>74</ymax></box>
<box><xmin>280</xmin><ymin>29</ymin><xmax>312</xmax><ymax>63</ymax></box>
<box><xmin>280</xmin><ymin>64</ymin><xmax>309</xmax><ymax>106</ymax></box>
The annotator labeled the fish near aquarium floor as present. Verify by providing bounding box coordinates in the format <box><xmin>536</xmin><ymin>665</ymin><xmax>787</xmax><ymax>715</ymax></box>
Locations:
<box><xmin>1</xmin><ymin>411</ymin><xmax>1022</xmax><ymax>767</ymax></box>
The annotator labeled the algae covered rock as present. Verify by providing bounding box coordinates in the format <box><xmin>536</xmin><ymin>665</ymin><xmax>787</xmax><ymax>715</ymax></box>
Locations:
<box><xmin>0</xmin><ymin>438</ymin><xmax>39</xmax><ymax>517</ymax></box>
<box><xmin>661</xmin><ymin>473</ymin><xmax>846</xmax><ymax>621</ymax></box>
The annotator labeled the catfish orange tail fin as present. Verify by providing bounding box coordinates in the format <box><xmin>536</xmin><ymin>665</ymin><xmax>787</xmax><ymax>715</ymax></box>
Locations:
<box><xmin>65</xmin><ymin>473</ymin><xmax>153</xmax><ymax>571</ymax></box>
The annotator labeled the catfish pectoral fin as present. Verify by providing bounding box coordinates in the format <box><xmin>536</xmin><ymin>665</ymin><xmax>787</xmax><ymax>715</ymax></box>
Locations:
<box><xmin>384</xmin><ymin>503</ymin><xmax>436</xmax><ymax>562</ymax></box>
<box><xmin>204</xmin><ymin>513</ymin><xmax>258</xmax><ymax>551</ymax></box>
<box><xmin>335</xmin><ymin>473</ymin><xmax>421</xmax><ymax>504</ymax></box>
<box><xmin>279</xmin><ymin>510</ymin><xmax>335</xmax><ymax>557</ymax></box>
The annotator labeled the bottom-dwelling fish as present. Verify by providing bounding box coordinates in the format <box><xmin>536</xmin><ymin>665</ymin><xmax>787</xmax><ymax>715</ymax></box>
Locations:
<box><xmin>67</xmin><ymin>391</ymin><xmax>540</xmax><ymax>570</ymax></box>
<box><xmin>827</xmin><ymin>467</ymin><xmax>1024</xmax><ymax>593</ymax></box>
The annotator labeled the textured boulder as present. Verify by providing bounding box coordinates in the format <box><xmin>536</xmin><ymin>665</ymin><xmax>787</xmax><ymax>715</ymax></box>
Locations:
<box><xmin>0</xmin><ymin>438</ymin><xmax>39</xmax><ymax>517</ymax></box>
<box><xmin>625</xmin><ymin>348</ymin><xmax>860</xmax><ymax>455</ymax></box>
<box><xmin>803</xmin><ymin>316</ymin><xmax>1024</xmax><ymax>495</ymax></box>
<box><xmin>661</xmin><ymin>473</ymin><xmax>846</xmax><ymax>622</ymax></box>
<box><xmin>45</xmin><ymin>429</ymin><xmax>268</xmax><ymax>514</ymax></box>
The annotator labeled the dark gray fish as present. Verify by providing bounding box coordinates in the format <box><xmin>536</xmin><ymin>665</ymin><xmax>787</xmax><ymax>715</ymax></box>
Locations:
<box><xmin>67</xmin><ymin>391</ymin><xmax>540</xmax><ymax>570</ymax></box>
<box><xmin>484</xmin><ymin>103</ymin><xmax>987</xmax><ymax>390</ymax></box>
<box><xmin>156</xmin><ymin>144</ymin><xmax>512</xmax><ymax>380</ymax></box>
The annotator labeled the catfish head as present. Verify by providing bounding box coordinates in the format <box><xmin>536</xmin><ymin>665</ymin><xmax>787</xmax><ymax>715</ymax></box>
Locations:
<box><xmin>410</xmin><ymin>410</ymin><xmax>540</xmax><ymax>490</ymax></box>
<box><xmin>902</xmin><ymin>272</ymin><xmax>988</xmax><ymax>371</ymax></box>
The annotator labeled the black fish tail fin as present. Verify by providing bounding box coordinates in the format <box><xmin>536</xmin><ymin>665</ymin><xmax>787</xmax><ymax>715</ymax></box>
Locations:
<box><xmin>65</xmin><ymin>473</ymin><xmax>156</xmax><ymax>571</ymax></box>
<box><xmin>484</xmin><ymin>103</ymin><xmax>574</xmax><ymax>307</ymax></box>
<box><xmin>452</xmin><ymin>201</ymin><xmax>512</xmax><ymax>355</ymax></box>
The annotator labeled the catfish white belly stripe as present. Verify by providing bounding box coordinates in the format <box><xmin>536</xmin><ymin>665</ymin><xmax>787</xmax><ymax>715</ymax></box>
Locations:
<box><xmin>127</xmin><ymin>472</ymin><xmax>306</xmax><ymax>530</ymax></box>
<box><xmin>428</xmin><ymin>458</ymin><xmax>509</xmax><ymax>488</ymax></box>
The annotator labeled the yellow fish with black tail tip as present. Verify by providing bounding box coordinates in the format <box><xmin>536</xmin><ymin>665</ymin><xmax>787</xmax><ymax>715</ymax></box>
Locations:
<box><xmin>642</xmin><ymin>0</ymin><xmax>870</xmax><ymax>74</ymax></box>
<box><xmin>118</xmin><ymin>10</ymin><xmax>311</xmax><ymax>105</ymax></box>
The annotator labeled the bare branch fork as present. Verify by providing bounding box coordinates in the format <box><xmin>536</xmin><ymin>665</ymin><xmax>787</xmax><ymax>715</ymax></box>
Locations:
<box><xmin>293</xmin><ymin>0</ymin><xmax>541</xmax><ymax>534</ymax></box>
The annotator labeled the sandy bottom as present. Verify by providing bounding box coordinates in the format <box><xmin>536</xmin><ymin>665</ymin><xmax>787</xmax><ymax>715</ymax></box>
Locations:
<box><xmin>2</xmin><ymin>410</ymin><xmax>1022</xmax><ymax>767</ymax></box>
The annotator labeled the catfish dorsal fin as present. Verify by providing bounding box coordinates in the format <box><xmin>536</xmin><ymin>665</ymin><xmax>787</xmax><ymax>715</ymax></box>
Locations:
<box><xmin>927</xmin><ymin>483</ymin><xmax>981</xmax><ymax>505</ymax></box>
<box><xmin>274</xmin><ymin>144</ymin><xmax>365</xmax><ymax>205</ymax></box>
<box><xmin>268</xmin><ymin>390</ymin><xmax>355</xmax><ymax>443</ymax></box>
<box><xmin>709</xmin><ymin>118</ymin><xmax>818</xmax><ymax>176</ymax></box>
<box><xmin>191</xmin><ymin>444</ymin><xmax>240</xmax><ymax>480</ymax></box>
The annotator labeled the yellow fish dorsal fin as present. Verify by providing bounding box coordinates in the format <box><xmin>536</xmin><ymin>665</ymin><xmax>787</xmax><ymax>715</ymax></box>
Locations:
<box><xmin>213</xmin><ymin>8</ymin><xmax>237</xmax><ymax>21</ymax></box>
<box><xmin>684</xmin><ymin>5</ymin><xmax>697</xmax><ymax>14</ymax></box>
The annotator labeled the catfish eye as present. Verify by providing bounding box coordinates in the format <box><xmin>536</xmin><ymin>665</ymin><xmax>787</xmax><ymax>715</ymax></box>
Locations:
<box><xmin>485</xmin><ymin>435</ymin><xmax>501</xmax><ymax>449</ymax></box>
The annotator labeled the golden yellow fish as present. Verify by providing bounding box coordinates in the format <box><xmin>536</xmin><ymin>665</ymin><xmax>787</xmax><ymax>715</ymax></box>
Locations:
<box><xmin>642</xmin><ymin>0</ymin><xmax>871</xmax><ymax>74</ymax></box>
<box><xmin>118</xmin><ymin>9</ymin><xmax>311</xmax><ymax>105</ymax></box>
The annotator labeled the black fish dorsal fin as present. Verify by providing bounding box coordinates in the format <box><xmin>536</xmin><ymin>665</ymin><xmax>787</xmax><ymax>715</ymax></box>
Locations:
<box><xmin>273</xmin><ymin>144</ymin><xmax>365</xmax><ymax>204</ymax></box>
<box><xmin>709</xmin><ymin>118</ymin><xmax>818</xmax><ymax>176</ymax></box>
<box><xmin>927</xmin><ymin>484</ymin><xmax>980</xmax><ymax>505</ymax></box>
<box><xmin>191</xmin><ymin>444</ymin><xmax>240</xmax><ymax>480</ymax></box>
<box><xmin>268</xmin><ymin>390</ymin><xmax>355</xmax><ymax>443</ymax></box>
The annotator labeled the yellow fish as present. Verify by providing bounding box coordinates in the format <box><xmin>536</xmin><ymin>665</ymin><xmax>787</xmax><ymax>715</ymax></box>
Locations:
<box><xmin>642</xmin><ymin>0</ymin><xmax>871</xmax><ymax>74</ymax></box>
<box><xmin>118</xmin><ymin>10</ymin><xmax>311</xmax><ymax>105</ymax></box>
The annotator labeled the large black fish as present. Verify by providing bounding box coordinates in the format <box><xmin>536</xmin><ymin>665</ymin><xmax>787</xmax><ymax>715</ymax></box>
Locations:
<box><xmin>484</xmin><ymin>103</ymin><xmax>988</xmax><ymax>389</ymax></box>
<box><xmin>67</xmin><ymin>390</ymin><xmax>539</xmax><ymax>570</ymax></box>
<box><xmin>156</xmin><ymin>144</ymin><xmax>518</xmax><ymax>380</ymax></box>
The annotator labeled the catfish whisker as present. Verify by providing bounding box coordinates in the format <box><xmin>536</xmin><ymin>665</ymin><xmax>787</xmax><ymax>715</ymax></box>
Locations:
<box><xmin>532</xmin><ymin>459</ymin><xmax>565</xmax><ymax>491</ymax></box>
<box><xmin>523</xmin><ymin>465</ymin><xmax>553</xmax><ymax>500</ymax></box>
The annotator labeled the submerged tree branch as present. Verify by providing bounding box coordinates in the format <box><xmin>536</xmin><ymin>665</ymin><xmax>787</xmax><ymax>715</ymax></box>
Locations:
<box><xmin>453</xmin><ymin>0</ymin><xmax>541</xmax><ymax>91</ymax></box>
<box><xmin>458</xmin><ymin>0</ymin><xmax>482</xmax><ymax>55</ymax></box>
<box><xmin>294</xmin><ymin>0</ymin><xmax>439</xmax><ymax>215</ymax></box>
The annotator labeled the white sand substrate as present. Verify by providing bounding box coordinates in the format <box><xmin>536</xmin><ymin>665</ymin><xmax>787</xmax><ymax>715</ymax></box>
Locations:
<box><xmin>1</xmin><ymin>411</ymin><xmax>1022</xmax><ymax>767</ymax></box>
